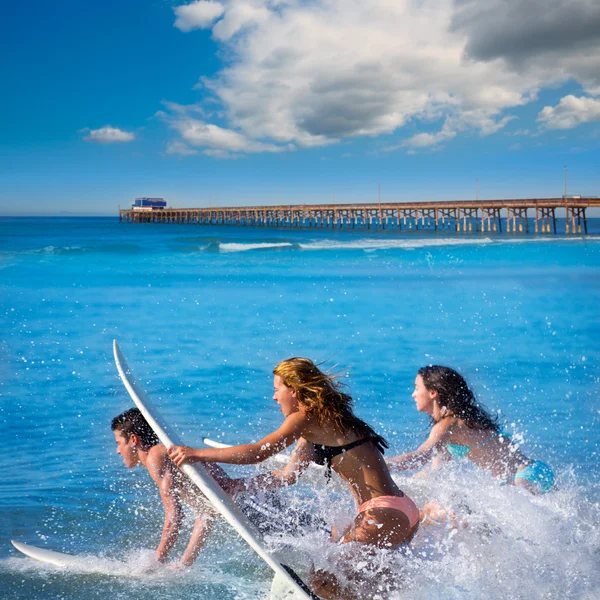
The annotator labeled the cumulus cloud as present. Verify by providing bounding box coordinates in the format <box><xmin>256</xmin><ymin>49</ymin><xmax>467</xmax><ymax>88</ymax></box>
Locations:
<box><xmin>174</xmin><ymin>1</ymin><xmax>225</xmax><ymax>32</ymax></box>
<box><xmin>80</xmin><ymin>126</ymin><xmax>135</xmax><ymax>143</ymax></box>
<box><xmin>161</xmin><ymin>104</ymin><xmax>289</xmax><ymax>156</ymax></box>
<box><xmin>166</xmin><ymin>140</ymin><xmax>199</xmax><ymax>155</ymax></box>
<box><xmin>454</xmin><ymin>1</ymin><xmax>600</xmax><ymax>64</ymax></box>
<box><xmin>405</xmin><ymin>130</ymin><xmax>457</xmax><ymax>149</ymax></box>
<box><xmin>537</xmin><ymin>95</ymin><xmax>600</xmax><ymax>129</ymax></box>
<box><xmin>212</xmin><ymin>2</ymin><xmax>270</xmax><ymax>41</ymax></box>
<box><xmin>167</xmin><ymin>0</ymin><xmax>600</xmax><ymax>156</ymax></box>
<box><xmin>453</xmin><ymin>0</ymin><xmax>600</xmax><ymax>96</ymax></box>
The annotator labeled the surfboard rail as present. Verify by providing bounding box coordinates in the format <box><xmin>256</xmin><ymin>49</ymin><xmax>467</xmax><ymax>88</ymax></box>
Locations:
<box><xmin>113</xmin><ymin>340</ymin><xmax>320</xmax><ymax>600</ymax></box>
<box><xmin>11</xmin><ymin>540</ymin><xmax>76</xmax><ymax>567</ymax></box>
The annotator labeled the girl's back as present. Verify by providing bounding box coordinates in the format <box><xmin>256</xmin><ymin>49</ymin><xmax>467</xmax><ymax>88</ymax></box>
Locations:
<box><xmin>439</xmin><ymin>417</ymin><xmax>530</xmax><ymax>478</ymax></box>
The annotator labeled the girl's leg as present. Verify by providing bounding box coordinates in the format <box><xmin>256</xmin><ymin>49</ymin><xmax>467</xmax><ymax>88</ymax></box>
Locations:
<box><xmin>309</xmin><ymin>508</ymin><xmax>417</xmax><ymax>600</ymax></box>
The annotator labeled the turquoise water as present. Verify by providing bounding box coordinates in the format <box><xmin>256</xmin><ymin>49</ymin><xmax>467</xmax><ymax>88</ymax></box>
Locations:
<box><xmin>2</xmin><ymin>217</ymin><xmax>599</xmax><ymax>599</ymax></box>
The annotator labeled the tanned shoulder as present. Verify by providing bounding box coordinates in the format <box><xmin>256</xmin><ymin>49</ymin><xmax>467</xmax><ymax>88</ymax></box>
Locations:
<box><xmin>431</xmin><ymin>417</ymin><xmax>457</xmax><ymax>441</ymax></box>
<box><xmin>145</xmin><ymin>444</ymin><xmax>171</xmax><ymax>483</ymax></box>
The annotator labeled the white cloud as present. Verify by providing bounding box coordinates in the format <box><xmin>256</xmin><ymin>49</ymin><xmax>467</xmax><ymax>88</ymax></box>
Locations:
<box><xmin>175</xmin><ymin>119</ymin><xmax>283</xmax><ymax>153</ymax></box>
<box><xmin>161</xmin><ymin>106</ymin><xmax>290</xmax><ymax>156</ymax></box>
<box><xmin>405</xmin><ymin>130</ymin><xmax>456</xmax><ymax>149</ymax></box>
<box><xmin>166</xmin><ymin>140</ymin><xmax>199</xmax><ymax>155</ymax></box>
<box><xmin>537</xmin><ymin>95</ymin><xmax>600</xmax><ymax>130</ymax></box>
<box><xmin>203</xmin><ymin>148</ymin><xmax>242</xmax><ymax>159</ymax></box>
<box><xmin>81</xmin><ymin>126</ymin><xmax>135</xmax><ymax>144</ymax></box>
<box><xmin>174</xmin><ymin>1</ymin><xmax>225</xmax><ymax>32</ymax></box>
<box><xmin>212</xmin><ymin>2</ymin><xmax>270</xmax><ymax>41</ymax></box>
<box><xmin>167</xmin><ymin>0</ymin><xmax>600</xmax><ymax>155</ymax></box>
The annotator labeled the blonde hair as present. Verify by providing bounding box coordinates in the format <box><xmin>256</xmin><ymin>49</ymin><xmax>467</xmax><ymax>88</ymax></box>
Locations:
<box><xmin>273</xmin><ymin>357</ymin><xmax>387</xmax><ymax>447</ymax></box>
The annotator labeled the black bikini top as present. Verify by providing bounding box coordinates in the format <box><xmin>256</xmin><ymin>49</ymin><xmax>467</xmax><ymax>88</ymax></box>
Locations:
<box><xmin>308</xmin><ymin>435</ymin><xmax>388</xmax><ymax>476</ymax></box>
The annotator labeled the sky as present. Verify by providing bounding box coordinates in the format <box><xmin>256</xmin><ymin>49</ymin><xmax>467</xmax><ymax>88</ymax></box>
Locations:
<box><xmin>1</xmin><ymin>0</ymin><xmax>599</xmax><ymax>216</ymax></box>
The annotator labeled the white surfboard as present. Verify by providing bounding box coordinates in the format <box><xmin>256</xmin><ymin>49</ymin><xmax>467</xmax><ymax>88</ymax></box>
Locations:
<box><xmin>203</xmin><ymin>437</ymin><xmax>237</xmax><ymax>450</ymax></box>
<box><xmin>10</xmin><ymin>540</ymin><xmax>163</xmax><ymax>578</ymax></box>
<box><xmin>113</xmin><ymin>340</ymin><xmax>319</xmax><ymax>600</ymax></box>
<box><xmin>204</xmin><ymin>437</ymin><xmax>290</xmax><ymax>467</ymax></box>
<box><xmin>11</xmin><ymin>540</ymin><xmax>77</xmax><ymax>567</ymax></box>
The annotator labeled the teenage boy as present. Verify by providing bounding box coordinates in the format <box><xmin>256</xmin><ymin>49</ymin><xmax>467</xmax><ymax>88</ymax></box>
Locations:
<box><xmin>112</xmin><ymin>408</ymin><xmax>326</xmax><ymax>567</ymax></box>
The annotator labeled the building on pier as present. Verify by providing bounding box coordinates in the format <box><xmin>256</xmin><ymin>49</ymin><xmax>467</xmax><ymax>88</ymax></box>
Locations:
<box><xmin>132</xmin><ymin>197</ymin><xmax>167</xmax><ymax>210</ymax></box>
<box><xmin>120</xmin><ymin>197</ymin><xmax>599</xmax><ymax>235</ymax></box>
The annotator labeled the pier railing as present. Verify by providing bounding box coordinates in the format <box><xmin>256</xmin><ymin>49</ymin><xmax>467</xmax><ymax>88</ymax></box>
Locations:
<box><xmin>119</xmin><ymin>197</ymin><xmax>600</xmax><ymax>234</ymax></box>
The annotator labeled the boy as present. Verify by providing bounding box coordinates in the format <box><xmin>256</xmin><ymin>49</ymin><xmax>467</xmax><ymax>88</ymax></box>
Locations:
<box><xmin>112</xmin><ymin>408</ymin><xmax>220</xmax><ymax>566</ymax></box>
<box><xmin>112</xmin><ymin>408</ymin><xmax>326</xmax><ymax>567</ymax></box>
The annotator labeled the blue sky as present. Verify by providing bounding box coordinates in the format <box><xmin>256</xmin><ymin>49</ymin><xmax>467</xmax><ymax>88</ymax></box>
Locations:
<box><xmin>1</xmin><ymin>0</ymin><xmax>599</xmax><ymax>216</ymax></box>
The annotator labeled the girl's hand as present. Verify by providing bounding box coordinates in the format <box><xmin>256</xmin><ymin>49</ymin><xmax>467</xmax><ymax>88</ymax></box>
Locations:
<box><xmin>168</xmin><ymin>445</ymin><xmax>203</xmax><ymax>467</ymax></box>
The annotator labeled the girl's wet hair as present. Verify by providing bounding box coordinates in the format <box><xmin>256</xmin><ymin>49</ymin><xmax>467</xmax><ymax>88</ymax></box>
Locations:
<box><xmin>273</xmin><ymin>357</ymin><xmax>388</xmax><ymax>449</ymax></box>
<box><xmin>111</xmin><ymin>408</ymin><xmax>160</xmax><ymax>447</ymax></box>
<box><xmin>418</xmin><ymin>365</ymin><xmax>499</xmax><ymax>431</ymax></box>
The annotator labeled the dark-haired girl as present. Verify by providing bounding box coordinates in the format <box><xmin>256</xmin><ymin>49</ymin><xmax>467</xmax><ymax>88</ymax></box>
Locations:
<box><xmin>169</xmin><ymin>357</ymin><xmax>420</xmax><ymax>599</ymax></box>
<box><xmin>388</xmin><ymin>366</ymin><xmax>554</xmax><ymax>494</ymax></box>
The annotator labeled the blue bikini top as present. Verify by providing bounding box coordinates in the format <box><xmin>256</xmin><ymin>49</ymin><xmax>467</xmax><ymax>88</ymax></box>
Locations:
<box><xmin>445</xmin><ymin>443</ymin><xmax>471</xmax><ymax>458</ymax></box>
<box><xmin>446</xmin><ymin>431</ymin><xmax>505</xmax><ymax>458</ymax></box>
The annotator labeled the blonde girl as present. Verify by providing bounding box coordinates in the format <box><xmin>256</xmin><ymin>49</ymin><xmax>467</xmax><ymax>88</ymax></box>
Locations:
<box><xmin>169</xmin><ymin>358</ymin><xmax>419</xmax><ymax>599</ymax></box>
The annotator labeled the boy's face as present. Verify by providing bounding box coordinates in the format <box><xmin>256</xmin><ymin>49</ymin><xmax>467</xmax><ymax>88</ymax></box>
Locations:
<box><xmin>114</xmin><ymin>430</ymin><xmax>139</xmax><ymax>468</ymax></box>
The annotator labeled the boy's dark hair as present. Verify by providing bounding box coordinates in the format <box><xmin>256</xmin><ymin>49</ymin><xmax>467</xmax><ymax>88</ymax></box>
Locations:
<box><xmin>111</xmin><ymin>408</ymin><xmax>160</xmax><ymax>447</ymax></box>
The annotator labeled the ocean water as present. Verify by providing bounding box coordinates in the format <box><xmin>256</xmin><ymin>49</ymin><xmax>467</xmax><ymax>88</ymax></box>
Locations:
<box><xmin>1</xmin><ymin>216</ymin><xmax>599</xmax><ymax>600</ymax></box>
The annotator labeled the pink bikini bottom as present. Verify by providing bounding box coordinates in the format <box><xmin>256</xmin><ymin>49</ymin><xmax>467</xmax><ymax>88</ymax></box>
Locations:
<box><xmin>358</xmin><ymin>494</ymin><xmax>420</xmax><ymax>529</ymax></box>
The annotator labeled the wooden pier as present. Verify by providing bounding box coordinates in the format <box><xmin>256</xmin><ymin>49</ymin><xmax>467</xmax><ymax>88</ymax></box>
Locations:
<box><xmin>119</xmin><ymin>197</ymin><xmax>599</xmax><ymax>235</ymax></box>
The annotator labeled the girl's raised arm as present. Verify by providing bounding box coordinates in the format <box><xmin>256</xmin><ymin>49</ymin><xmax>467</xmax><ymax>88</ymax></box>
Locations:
<box><xmin>231</xmin><ymin>438</ymin><xmax>313</xmax><ymax>494</ymax></box>
<box><xmin>169</xmin><ymin>411</ymin><xmax>307</xmax><ymax>467</ymax></box>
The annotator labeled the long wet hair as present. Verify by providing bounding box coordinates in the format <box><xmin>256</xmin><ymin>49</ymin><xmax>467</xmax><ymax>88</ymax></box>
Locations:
<box><xmin>111</xmin><ymin>408</ymin><xmax>160</xmax><ymax>447</ymax></box>
<box><xmin>273</xmin><ymin>357</ymin><xmax>388</xmax><ymax>448</ymax></box>
<box><xmin>418</xmin><ymin>365</ymin><xmax>499</xmax><ymax>432</ymax></box>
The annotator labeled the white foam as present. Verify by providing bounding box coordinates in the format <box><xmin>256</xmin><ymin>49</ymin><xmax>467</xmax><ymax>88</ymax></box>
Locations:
<box><xmin>299</xmin><ymin>237</ymin><xmax>495</xmax><ymax>251</ymax></box>
<box><xmin>264</xmin><ymin>462</ymin><xmax>600</xmax><ymax>599</ymax></box>
<box><xmin>218</xmin><ymin>242</ymin><xmax>294</xmax><ymax>252</ymax></box>
<box><xmin>5</xmin><ymin>466</ymin><xmax>598</xmax><ymax>598</ymax></box>
<box><xmin>496</xmin><ymin>235</ymin><xmax>600</xmax><ymax>244</ymax></box>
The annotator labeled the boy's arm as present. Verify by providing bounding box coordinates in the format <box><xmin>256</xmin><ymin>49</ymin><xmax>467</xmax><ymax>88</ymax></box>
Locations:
<box><xmin>147</xmin><ymin>452</ymin><xmax>185</xmax><ymax>563</ymax></box>
<box><xmin>179</xmin><ymin>513</ymin><xmax>214</xmax><ymax>566</ymax></box>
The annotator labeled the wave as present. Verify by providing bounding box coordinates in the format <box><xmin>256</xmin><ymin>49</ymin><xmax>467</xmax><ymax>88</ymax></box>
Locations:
<box><xmin>496</xmin><ymin>235</ymin><xmax>600</xmax><ymax>244</ymax></box>
<box><xmin>217</xmin><ymin>242</ymin><xmax>296</xmax><ymax>252</ymax></box>
<box><xmin>165</xmin><ymin>235</ymin><xmax>600</xmax><ymax>254</ymax></box>
<box><xmin>298</xmin><ymin>235</ymin><xmax>600</xmax><ymax>251</ymax></box>
<box><xmin>4</xmin><ymin>235</ymin><xmax>598</xmax><ymax>259</ymax></box>
<box><xmin>15</xmin><ymin>244</ymin><xmax>149</xmax><ymax>256</ymax></box>
<box><xmin>298</xmin><ymin>237</ymin><xmax>495</xmax><ymax>251</ymax></box>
